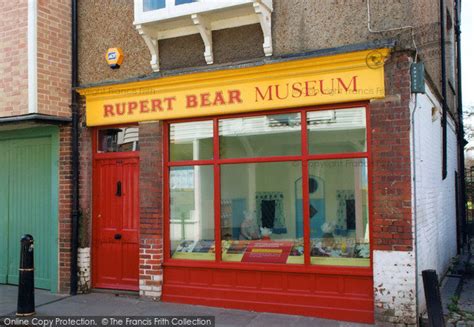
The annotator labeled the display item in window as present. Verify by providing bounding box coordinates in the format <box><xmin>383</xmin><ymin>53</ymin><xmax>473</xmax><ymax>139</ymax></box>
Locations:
<box><xmin>239</xmin><ymin>211</ymin><xmax>260</xmax><ymax>240</ymax></box>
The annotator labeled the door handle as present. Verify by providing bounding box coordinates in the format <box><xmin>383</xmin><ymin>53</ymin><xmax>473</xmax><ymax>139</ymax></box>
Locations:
<box><xmin>116</xmin><ymin>181</ymin><xmax>122</xmax><ymax>196</ymax></box>
<box><xmin>114</xmin><ymin>233</ymin><xmax>122</xmax><ymax>240</ymax></box>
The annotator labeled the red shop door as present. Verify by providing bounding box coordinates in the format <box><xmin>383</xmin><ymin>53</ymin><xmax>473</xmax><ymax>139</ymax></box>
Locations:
<box><xmin>92</xmin><ymin>157</ymin><xmax>139</xmax><ymax>291</ymax></box>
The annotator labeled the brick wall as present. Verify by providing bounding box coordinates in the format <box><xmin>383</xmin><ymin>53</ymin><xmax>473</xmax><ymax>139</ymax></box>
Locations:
<box><xmin>413</xmin><ymin>84</ymin><xmax>458</xmax><ymax>313</ymax></box>
<box><xmin>138</xmin><ymin>121</ymin><xmax>164</xmax><ymax>298</ymax></box>
<box><xmin>79</xmin><ymin>99</ymin><xmax>92</xmax><ymax>246</ymax></box>
<box><xmin>0</xmin><ymin>0</ymin><xmax>28</xmax><ymax>117</ymax></box>
<box><xmin>37</xmin><ymin>0</ymin><xmax>71</xmax><ymax>117</ymax></box>
<box><xmin>371</xmin><ymin>52</ymin><xmax>414</xmax><ymax>252</ymax></box>
<box><xmin>370</xmin><ymin>51</ymin><xmax>416</xmax><ymax>325</ymax></box>
<box><xmin>58</xmin><ymin>124</ymin><xmax>72</xmax><ymax>293</ymax></box>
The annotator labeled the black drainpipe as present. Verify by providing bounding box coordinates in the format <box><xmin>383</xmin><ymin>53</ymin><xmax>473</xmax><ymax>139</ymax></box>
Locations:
<box><xmin>70</xmin><ymin>0</ymin><xmax>79</xmax><ymax>296</ymax></box>
<box><xmin>455</xmin><ymin>0</ymin><xmax>467</xmax><ymax>247</ymax></box>
<box><xmin>441</xmin><ymin>0</ymin><xmax>448</xmax><ymax>180</ymax></box>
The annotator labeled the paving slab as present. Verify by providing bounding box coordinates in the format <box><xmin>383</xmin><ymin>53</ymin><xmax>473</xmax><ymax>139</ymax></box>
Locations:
<box><xmin>0</xmin><ymin>285</ymin><xmax>67</xmax><ymax>316</ymax></box>
<box><xmin>0</xmin><ymin>285</ymin><xmax>373</xmax><ymax>326</ymax></box>
<box><xmin>442</xmin><ymin>275</ymin><xmax>463</xmax><ymax>314</ymax></box>
<box><xmin>459</xmin><ymin>277</ymin><xmax>474</xmax><ymax>313</ymax></box>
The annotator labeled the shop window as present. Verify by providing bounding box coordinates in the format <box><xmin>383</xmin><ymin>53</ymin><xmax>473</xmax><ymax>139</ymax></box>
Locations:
<box><xmin>307</xmin><ymin>107</ymin><xmax>366</xmax><ymax>154</ymax></box>
<box><xmin>219</xmin><ymin>113</ymin><xmax>301</xmax><ymax>158</ymax></box>
<box><xmin>97</xmin><ymin>127</ymin><xmax>139</xmax><ymax>153</ymax></box>
<box><xmin>308</xmin><ymin>159</ymin><xmax>370</xmax><ymax>267</ymax></box>
<box><xmin>166</xmin><ymin>106</ymin><xmax>370</xmax><ymax>268</ymax></box>
<box><xmin>169</xmin><ymin>120</ymin><xmax>213</xmax><ymax>161</ymax></box>
<box><xmin>170</xmin><ymin>165</ymin><xmax>215</xmax><ymax>260</ymax></box>
<box><xmin>220</xmin><ymin>162</ymin><xmax>303</xmax><ymax>264</ymax></box>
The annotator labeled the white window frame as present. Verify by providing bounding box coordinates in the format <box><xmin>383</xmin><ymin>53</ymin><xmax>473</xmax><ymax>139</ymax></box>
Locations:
<box><xmin>134</xmin><ymin>0</ymin><xmax>273</xmax><ymax>72</ymax></box>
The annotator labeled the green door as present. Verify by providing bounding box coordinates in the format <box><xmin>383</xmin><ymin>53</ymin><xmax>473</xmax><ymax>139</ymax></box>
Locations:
<box><xmin>0</xmin><ymin>128</ymin><xmax>58</xmax><ymax>291</ymax></box>
<box><xmin>0</xmin><ymin>141</ymin><xmax>9</xmax><ymax>284</ymax></box>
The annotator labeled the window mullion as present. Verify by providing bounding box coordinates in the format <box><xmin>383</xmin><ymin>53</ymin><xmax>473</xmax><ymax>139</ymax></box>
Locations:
<box><xmin>301</xmin><ymin>110</ymin><xmax>311</xmax><ymax>266</ymax></box>
<box><xmin>213</xmin><ymin>118</ymin><xmax>221</xmax><ymax>262</ymax></box>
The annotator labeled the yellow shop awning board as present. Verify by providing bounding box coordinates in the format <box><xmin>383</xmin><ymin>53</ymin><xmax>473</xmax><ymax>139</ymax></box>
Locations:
<box><xmin>78</xmin><ymin>49</ymin><xmax>389</xmax><ymax>126</ymax></box>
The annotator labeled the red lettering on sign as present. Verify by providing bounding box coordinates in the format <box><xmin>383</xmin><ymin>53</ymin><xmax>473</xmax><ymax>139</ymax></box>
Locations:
<box><xmin>228</xmin><ymin>90</ymin><xmax>242</xmax><ymax>104</ymax></box>
<box><xmin>151</xmin><ymin>99</ymin><xmax>163</xmax><ymax>112</ymax></box>
<box><xmin>163</xmin><ymin>97</ymin><xmax>176</xmax><ymax>111</ymax></box>
<box><xmin>305</xmin><ymin>81</ymin><xmax>318</xmax><ymax>97</ymax></box>
<box><xmin>186</xmin><ymin>95</ymin><xmax>198</xmax><ymax>108</ymax></box>
<box><xmin>291</xmin><ymin>82</ymin><xmax>303</xmax><ymax>98</ymax></box>
<box><xmin>116</xmin><ymin>103</ymin><xmax>125</xmax><ymax>116</ymax></box>
<box><xmin>104</xmin><ymin>105</ymin><xmax>114</xmax><ymax>117</ymax></box>
<box><xmin>140</xmin><ymin>100</ymin><xmax>149</xmax><ymax>113</ymax></box>
<box><xmin>338</xmin><ymin>76</ymin><xmax>358</xmax><ymax>92</ymax></box>
<box><xmin>128</xmin><ymin>101</ymin><xmax>138</xmax><ymax>115</ymax></box>
<box><xmin>275</xmin><ymin>84</ymin><xmax>289</xmax><ymax>100</ymax></box>
<box><xmin>201</xmin><ymin>93</ymin><xmax>211</xmax><ymax>107</ymax></box>
<box><xmin>213</xmin><ymin>91</ymin><xmax>225</xmax><ymax>106</ymax></box>
<box><xmin>256</xmin><ymin>86</ymin><xmax>272</xmax><ymax>102</ymax></box>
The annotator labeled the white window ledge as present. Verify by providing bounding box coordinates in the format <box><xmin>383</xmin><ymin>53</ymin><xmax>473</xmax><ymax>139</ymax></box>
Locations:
<box><xmin>134</xmin><ymin>0</ymin><xmax>273</xmax><ymax>72</ymax></box>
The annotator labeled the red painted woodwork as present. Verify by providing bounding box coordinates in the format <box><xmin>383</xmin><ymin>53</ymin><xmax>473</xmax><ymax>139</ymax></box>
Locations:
<box><xmin>162</xmin><ymin>266</ymin><xmax>374</xmax><ymax>323</ymax></box>
<box><xmin>162</xmin><ymin>103</ymin><xmax>374</xmax><ymax>323</ymax></box>
<box><xmin>92</xmin><ymin>156</ymin><xmax>140</xmax><ymax>291</ymax></box>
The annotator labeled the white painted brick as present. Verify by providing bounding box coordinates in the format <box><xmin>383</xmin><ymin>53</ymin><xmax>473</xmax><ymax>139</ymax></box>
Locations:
<box><xmin>411</xmin><ymin>86</ymin><xmax>458</xmax><ymax>314</ymax></box>
<box><xmin>374</xmin><ymin>250</ymin><xmax>417</xmax><ymax>325</ymax></box>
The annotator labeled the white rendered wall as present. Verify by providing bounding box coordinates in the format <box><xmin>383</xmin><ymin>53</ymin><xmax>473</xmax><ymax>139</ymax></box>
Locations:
<box><xmin>373</xmin><ymin>250</ymin><xmax>417</xmax><ymax>325</ymax></box>
<box><xmin>411</xmin><ymin>84</ymin><xmax>458</xmax><ymax>313</ymax></box>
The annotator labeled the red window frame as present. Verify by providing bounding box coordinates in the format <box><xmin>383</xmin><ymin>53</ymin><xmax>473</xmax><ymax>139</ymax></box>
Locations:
<box><xmin>163</xmin><ymin>102</ymin><xmax>373</xmax><ymax>276</ymax></box>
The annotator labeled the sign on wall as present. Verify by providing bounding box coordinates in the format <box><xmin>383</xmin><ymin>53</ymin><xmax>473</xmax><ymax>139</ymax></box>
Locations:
<box><xmin>79</xmin><ymin>49</ymin><xmax>389</xmax><ymax>126</ymax></box>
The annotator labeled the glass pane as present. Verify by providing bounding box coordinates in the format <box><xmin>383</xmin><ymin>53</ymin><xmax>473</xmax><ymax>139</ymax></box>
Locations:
<box><xmin>175</xmin><ymin>0</ymin><xmax>196</xmax><ymax>4</ymax></box>
<box><xmin>170</xmin><ymin>165</ymin><xmax>215</xmax><ymax>260</ymax></box>
<box><xmin>219</xmin><ymin>113</ymin><xmax>301</xmax><ymax>159</ymax></box>
<box><xmin>143</xmin><ymin>0</ymin><xmax>165</xmax><ymax>11</ymax></box>
<box><xmin>220</xmin><ymin>161</ymin><xmax>304</xmax><ymax>264</ymax></box>
<box><xmin>98</xmin><ymin>127</ymin><xmax>139</xmax><ymax>153</ymax></box>
<box><xmin>307</xmin><ymin>108</ymin><xmax>366</xmax><ymax>154</ymax></box>
<box><xmin>308</xmin><ymin>159</ymin><xmax>370</xmax><ymax>267</ymax></box>
<box><xmin>170</xmin><ymin>120</ymin><xmax>213</xmax><ymax>161</ymax></box>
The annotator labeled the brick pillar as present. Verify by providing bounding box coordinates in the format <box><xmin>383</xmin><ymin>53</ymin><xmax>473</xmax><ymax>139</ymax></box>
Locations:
<box><xmin>138</xmin><ymin>121</ymin><xmax>163</xmax><ymax>298</ymax></box>
<box><xmin>370</xmin><ymin>52</ymin><xmax>416</xmax><ymax>325</ymax></box>
<box><xmin>58</xmin><ymin>124</ymin><xmax>72</xmax><ymax>293</ymax></box>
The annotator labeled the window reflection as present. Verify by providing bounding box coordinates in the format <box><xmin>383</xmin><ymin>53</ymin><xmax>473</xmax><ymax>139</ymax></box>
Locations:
<box><xmin>220</xmin><ymin>162</ymin><xmax>304</xmax><ymax>264</ymax></box>
<box><xmin>143</xmin><ymin>0</ymin><xmax>165</xmax><ymax>11</ymax></box>
<box><xmin>307</xmin><ymin>108</ymin><xmax>366</xmax><ymax>154</ymax></box>
<box><xmin>219</xmin><ymin>113</ymin><xmax>301</xmax><ymax>158</ymax></box>
<box><xmin>175</xmin><ymin>0</ymin><xmax>196</xmax><ymax>4</ymax></box>
<box><xmin>170</xmin><ymin>165</ymin><xmax>215</xmax><ymax>260</ymax></box>
<box><xmin>170</xmin><ymin>121</ymin><xmax>213</xmax><ymax>161</ymax></box>
<box><xmin>308</xmin><ymin>159</ymin><xmax>370</xmax><ymax>267</ymax></box>
<box><xmin>98</xmin><ymin>127</ymin><xmax>139</xmax><ymax>153</ymax></box>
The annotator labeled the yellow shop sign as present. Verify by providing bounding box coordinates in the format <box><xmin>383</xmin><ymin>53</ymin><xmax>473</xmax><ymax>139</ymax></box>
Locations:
<box><xmin>79</xmin><ymin>49</ymin><xmax>389</xmax><ymax>126</ymax></box>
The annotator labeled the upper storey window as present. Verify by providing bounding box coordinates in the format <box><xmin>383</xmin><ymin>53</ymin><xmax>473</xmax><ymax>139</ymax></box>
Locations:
<box><xmin>143</xmin><ymin>0</ymin><xmax>197</xmax><ymax>12</ymax></box>
<box><xmin>134</xmin><ymin>0</ymin><xmax>273</xmax><ymax>72</ymax></box>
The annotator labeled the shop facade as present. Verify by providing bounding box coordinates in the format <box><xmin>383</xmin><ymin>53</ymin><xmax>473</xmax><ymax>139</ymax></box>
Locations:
<box><xmin>78</xmin><ymin>48</ymin><xmax>419</xmax><ymax>324</ymax></box>
<box><xmin>76</xmin><ymin>0</ymin><xmax>464</xmax><ymax>324</ymax></box>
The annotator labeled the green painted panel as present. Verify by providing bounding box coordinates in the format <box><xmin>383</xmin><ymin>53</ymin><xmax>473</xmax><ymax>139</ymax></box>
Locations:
<box><xmin>0</xmin><ymin>141</ymin><xmax>9</xmax><ymax>284</ymax></box>
<box><xmin>0</xmin><ymin>126</ymin><xmax>59</xmax><ymax>292</ymax></box>
<box><xmin>7</xmin><ymin>137</ymin><xmax>52</xmax><ymax>290</ymax></box>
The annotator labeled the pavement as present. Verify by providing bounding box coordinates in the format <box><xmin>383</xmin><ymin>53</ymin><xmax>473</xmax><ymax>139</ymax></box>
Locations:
<box><xmin>443</xmin><ymin>243</ymin><xmax>474</xmax><ymax>326</ymax></box>
<box><xmin>0</xmin><ymin>285</ymin><xmax>372</xmax><ymax>327</ymax></box>
<box><xmin>7</xmin><ymin>250</ymin><xmax>474</xmax><ymax>327</ymax></box>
